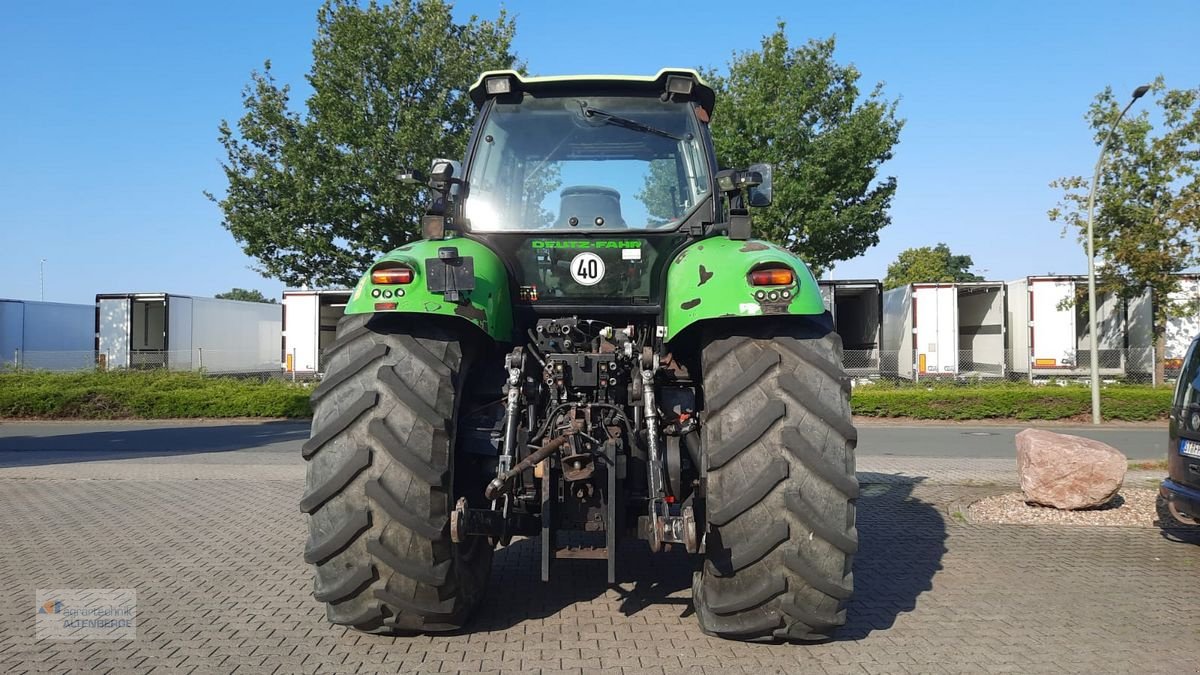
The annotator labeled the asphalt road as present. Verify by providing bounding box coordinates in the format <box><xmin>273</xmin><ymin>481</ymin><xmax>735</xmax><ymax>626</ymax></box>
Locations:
<box><xmin>0</xmin><ymin>418</ymin><xmax>1169</xmax><ymax>462</ymax></box>
<box><xmin>855</xmin><ymin>422</ymin><xmax>1167</xmax><ymax>460</ymax></box>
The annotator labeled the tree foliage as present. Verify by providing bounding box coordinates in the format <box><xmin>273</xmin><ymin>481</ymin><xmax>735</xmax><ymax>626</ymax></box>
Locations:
<box><xmin>214</xmin><ymin>288</ymin><xmax>276</xmax><ymax>303</ymax></box>
<box><xmin>636</xmin><ymin>159</ymin><xmax>683</xmax><ymax>227</ymax></box>
<box><xmin>208</xmin><ymin>0</ymin><xmax>517</xmax><ymax>287</ymax></box>
<box><xmin>883</xmin><ymin>243</ymin><xmax>982</xmax><ymax>289</ymax></box>
<box><xmin>706</xmin><ymin>27</ymin><xmax>903</xmax><ymax>274</ymax></box>
<box><xmin>1048</xmin><ymin>77</ymin><xmax>1200</xmax><ymax>339</ymax></box>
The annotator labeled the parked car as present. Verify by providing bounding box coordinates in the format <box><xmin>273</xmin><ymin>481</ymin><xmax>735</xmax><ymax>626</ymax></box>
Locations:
<box><xmin>1160</xmin><ymin>334</ymin><xmax>1200</xmax><ymax>536</ymax></box>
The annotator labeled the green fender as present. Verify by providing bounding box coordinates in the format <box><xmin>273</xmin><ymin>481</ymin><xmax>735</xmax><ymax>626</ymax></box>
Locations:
<box><xmin>345</xmin><ymin>236</ymin><xmax>513</xmax><ymax>342</ymax></box>
<box><xmin>663</xmin><ymin>236</ymin><xmax>825</xmax><ymax>342</ymax></box>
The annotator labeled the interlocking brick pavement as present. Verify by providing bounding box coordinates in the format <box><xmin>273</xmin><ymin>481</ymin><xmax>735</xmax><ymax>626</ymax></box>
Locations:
<box><xmin>858</xmin><ymin>456</ymin><xmax>1165</xmax><ymax>488</ymax></box>
<box><xmin>0</xmin><ymin>471</ymin><xmax>1195</xmax><ymax>673</ymax></box>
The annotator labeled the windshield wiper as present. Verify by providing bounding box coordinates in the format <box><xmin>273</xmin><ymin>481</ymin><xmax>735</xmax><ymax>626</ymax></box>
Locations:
<box><xmin>578</xmin><ymin>102</ymin><xmax>689</xmax><ymax>142</ymax></box>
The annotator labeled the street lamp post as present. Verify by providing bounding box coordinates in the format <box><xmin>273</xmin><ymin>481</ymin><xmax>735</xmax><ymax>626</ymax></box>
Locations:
<box><xmin>39</xmin><ymin>258</ymin><xmax>46</xmax><ymax>302</ymax></box>
<box><xmin>1085</xmin><ymin>84</ymin><xmax>1150</xmax><ymax>425</ymax></box>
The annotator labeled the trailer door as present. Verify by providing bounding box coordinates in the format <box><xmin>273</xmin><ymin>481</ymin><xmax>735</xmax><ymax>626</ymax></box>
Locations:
<box><xmin>98</xmin><ymin>298</ymin><xmax>131</xmax><ymax>369</ymax></box>
<box><xmin>284</xmin><ymin>293</ymin><xmax>319</xmax><ymax>372</ymax></box>
<box><xmin>1031</xmin><ymin>280</ymin><xmax>1075</xmax><ymax>367</ymax></box>
<box><xmin>167</xmin><ymin>296</ymin><xmax>193</xmax><ymax>370</ymax></box>
<box><xmin>915</xmin><ymin>286</ymin><xmax>958</xmax><ymax>374</ymax></box>
<box><xmin>0</xmin><ymin>301</ymin><xmax>23</xmax><ymax>367</ymax></box>
<box><xmin>819</xmin><ymin>284</ymin><xmax>835</xmax><ymax>314</ymax></box>
<box><xmin>1167</xmin><ymin>279</ymin><xmax>1200</xmax><ymax>361</ymax></box>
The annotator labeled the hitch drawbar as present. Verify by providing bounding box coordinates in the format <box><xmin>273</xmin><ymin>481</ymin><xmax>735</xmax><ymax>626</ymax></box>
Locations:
<box><xmin>484</xmin><ymin>430</ymin><xmax>577</xmax><ymax>501</ymax></box>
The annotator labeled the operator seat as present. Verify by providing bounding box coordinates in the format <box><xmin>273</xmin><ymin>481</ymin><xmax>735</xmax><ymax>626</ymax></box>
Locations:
<box><xmin>554</xmin><ymin>185</ymin><xmax>626</xmax><ymax>228</ymax></box>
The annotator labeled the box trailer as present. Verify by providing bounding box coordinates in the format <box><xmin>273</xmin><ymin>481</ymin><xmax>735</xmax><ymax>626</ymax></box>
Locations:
<box><xmin>1161</xmin><ymin>275</ymin><xmax>1200</xmax><ymax>375</ymax></box>
<box><xmin>283</xmin><ymin>289</ymin><xmax>352</xmax><ymax>375</ymax></box>
<box><xmin>1005</xmin><ymin>276</ymin><xmax>1150</xmax><ymax>378</ymax></box>
<box><xmin>96</xmin><ymin>293</ymin><xmax>281</xmax><ymax>373</ymax></box>
<box><xmin>818</xmin><ymin>279</ymin><xmax>882</xmax><ymax>374</ymax></box>
<box><xmin>0</xmin><ymin>298</ymin><xmax>95</xmax><ymax>370</ymax></box>
<box><xmin>881</xmin><ymin>282</ymin><xmax>1007</xmax><ymax>379</ymax></box>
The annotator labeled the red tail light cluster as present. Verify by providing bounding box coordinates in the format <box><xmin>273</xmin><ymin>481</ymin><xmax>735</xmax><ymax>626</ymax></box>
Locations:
<box><xmin>748</xmin><ymin>266</ymin><xmax>794</xmax><ymax>286</ymax></box>
<box><xmin>371</xmin><ymin>266</ymin><xmax>414</xmax><ymax>285</ymax></box>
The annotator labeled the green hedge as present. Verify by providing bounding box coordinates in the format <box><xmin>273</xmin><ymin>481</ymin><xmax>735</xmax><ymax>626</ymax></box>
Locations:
<box><xmin>0</xmin><ymin>371</ymin><xmax>1175</xmax><ymax>422</ymax></box>
<box><xmin>851</xmin><ymin>383</ymin><xmax>1172</xmax><ymax>421</ymax></box>
<box><xmin>0</xmin><ymin>370</ymin><xmax>312</xmax><ymax>419</ymax></box>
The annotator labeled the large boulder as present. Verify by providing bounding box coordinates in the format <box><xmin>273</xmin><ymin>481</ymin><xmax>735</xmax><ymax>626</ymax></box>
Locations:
<box><xmin>1016</xmin><ymin>429</ymin><xmax>1127</xmax><ymax>510</ymax></box>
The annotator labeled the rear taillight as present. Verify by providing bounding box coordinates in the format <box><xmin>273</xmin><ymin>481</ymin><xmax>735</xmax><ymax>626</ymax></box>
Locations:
<box><xmin>748</xmin><ymin>267</ymin><xmax>794</xmax><ymax>286</ymax></box>
<box><xmin>371</xmin><ymin>266</ymin><xmax>414</xmax><ymax>285</ymax></box>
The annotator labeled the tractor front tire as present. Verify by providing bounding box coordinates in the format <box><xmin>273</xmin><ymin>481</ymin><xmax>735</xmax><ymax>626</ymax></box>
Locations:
<box><xmin>693</xmin><ymin>318</ymin><xmax>858</xmax><ymax>642</ymax></box>
<box><xmin>301</xmin><ymin>314</ymin><xmax>491</xmax><ymax>633</ymax></box>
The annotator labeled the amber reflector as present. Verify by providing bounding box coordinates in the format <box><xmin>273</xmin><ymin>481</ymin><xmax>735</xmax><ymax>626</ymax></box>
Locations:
<box><xmin>371</xmin><ymin>266</ymin><xmax>413</xmax><ymax>285</ymax></box>
<box><xmin>749</xmin><ymin>267</ymin><xmax>794</xmax><ymax>286</ymax></box>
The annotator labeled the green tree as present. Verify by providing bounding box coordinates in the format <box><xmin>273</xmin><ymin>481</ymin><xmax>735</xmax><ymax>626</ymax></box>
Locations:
<box><xmin>883</xmin><ymin>243</ymin><xmax>982</xmax><ymax>289</ymax></box>
<box><xmin>637</xmin><ymin>159</ymin><xmax>684</xmax><ymax>226</ymax></box>
<box><xmin>706</xmin><ymin>27</ymin><xmax>903</xmax><ymax>273</ymax></box>
<box><xmin>208</xmin><ymin>0</ymin><xmax>517</xmax><ymax>287</ymax></box>
<box><xmin>1048</xmin><ymin>78</ymin><xmax>1200</xmax><ymax>382</ymax></box>
<box><xmin>214</xmin><ymin>288</ymin><xmax>277</xmax><ymax>304</ymax></box>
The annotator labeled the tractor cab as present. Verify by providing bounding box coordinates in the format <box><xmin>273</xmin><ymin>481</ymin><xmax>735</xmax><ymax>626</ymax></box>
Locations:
<box><xmin>456</xmin><ymin>70</ymin><xmax>720</xmax><ymax>311</ymax></box>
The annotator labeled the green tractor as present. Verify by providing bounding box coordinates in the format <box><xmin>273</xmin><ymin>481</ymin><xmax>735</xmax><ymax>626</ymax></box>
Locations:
<box><xmin>301</xmin><ymin>69</ymin><xmax>857</xmax><ymax>642</ymax></box>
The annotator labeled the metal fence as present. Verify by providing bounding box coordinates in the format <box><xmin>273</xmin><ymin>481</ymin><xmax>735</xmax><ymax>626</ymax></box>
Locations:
<box><xmin>0</xmin><ymin>347</ymin><xmax>1175</xmax><ymax>385</ymax></box>
<box><xmin>842</xmin><ymin>348</ymin><xmax>1166</xmax><ymax>385</ymax></box>
<box><xmin>2</xmin><ymin>349</ymin><xmax>283</xmax><ymax>376</ymax></box>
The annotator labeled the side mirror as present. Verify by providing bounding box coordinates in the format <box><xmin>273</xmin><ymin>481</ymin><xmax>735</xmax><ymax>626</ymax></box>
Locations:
<box><xmin>746</xmin><ymin>163</ymin><xmax>773</xmax><ymax>207</ymax></box>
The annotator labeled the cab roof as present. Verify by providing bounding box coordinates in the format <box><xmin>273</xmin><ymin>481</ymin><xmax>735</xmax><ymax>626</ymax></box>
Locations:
<box><xmin>468</xmin><ymin>68</ymin><xmax>716</xmax><ymax>116</ymax></box>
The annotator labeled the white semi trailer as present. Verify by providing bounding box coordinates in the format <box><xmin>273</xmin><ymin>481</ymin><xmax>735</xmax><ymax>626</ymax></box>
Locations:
<box><xmin>880</xmin><ymin>282</ymin><xmax>1007</xmax><ymax>379</ymax></box>
<box><xmin>96</xmin><ymin>293</ymin><xmax>281</xmax><ymax>373</ymax></box>
<box><xmin>818</xmin><ymin>279</ymin><xmax>882</xmax><ymax>375</ymax></box>
<box><xmin>0</xmin><ymin>298</ymin><xmax>95</xmax><ymax>370</ymax></box>
<box><xmin>283</xmin><ymin>289</ymin><xmax>352</xmax><ymax>375</ymax></box>
<box><xmin>1164</xmin><ymin>275</ymin><xmax>1200</xmax><ymax>373</ymax></box>
<box><xmin>1004</xmin><ymin>276</ymin><xmax>1153</xmax><ymax>378</ymax></box>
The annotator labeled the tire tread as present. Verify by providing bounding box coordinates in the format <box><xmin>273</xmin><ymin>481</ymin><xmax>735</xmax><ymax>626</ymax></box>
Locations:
<box><xmin>694</xmin><ymin>319</ymin><xmax>857</xmax><ymax>642</ymax></box>
<box><xmin>302</xmin><ymin>316</ymin><xmax>489</xmax><ymax>634</ymax></box>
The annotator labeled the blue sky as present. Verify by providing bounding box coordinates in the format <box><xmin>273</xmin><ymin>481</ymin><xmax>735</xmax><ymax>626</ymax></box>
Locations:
<box><xmin>1</xmin><ymin>0</ymin><xmax>1196</xmax><ymax>305</ymax></box>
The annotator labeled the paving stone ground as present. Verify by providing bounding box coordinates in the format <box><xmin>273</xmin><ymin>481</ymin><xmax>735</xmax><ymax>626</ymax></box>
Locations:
<box><xmin>0</xmin><ymin>456</ymin><xmax>1195</xmax><ymax>672</ymax></box>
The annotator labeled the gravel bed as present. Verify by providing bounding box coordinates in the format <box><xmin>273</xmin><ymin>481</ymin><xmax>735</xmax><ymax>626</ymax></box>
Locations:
<box><xmin>968</xmin><ymin>488</ymin><xmax>1158</xmax><ymax>527</ymax></box>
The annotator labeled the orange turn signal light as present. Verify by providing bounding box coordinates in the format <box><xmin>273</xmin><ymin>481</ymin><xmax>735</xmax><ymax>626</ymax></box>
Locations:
<box><xmin>748</xmin><ymin>267</ymin><xmax>794</xmax><ymax>286</ymax></box>
<box><xmin>371</xmin><ymin>266</ymin><xmax>414</xmax><ymax>285</ymax></box>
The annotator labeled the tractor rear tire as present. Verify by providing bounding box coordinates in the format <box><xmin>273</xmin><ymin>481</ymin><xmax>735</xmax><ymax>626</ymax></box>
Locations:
<box><xmin>693</xmin><ymin>317</ymin><xmax>858</xmax><ymax>642</ymax></box>
<box><xmin>301</xmin><ymin>314</ymin><xmax>492</xmax><ymax>633</ymax></box>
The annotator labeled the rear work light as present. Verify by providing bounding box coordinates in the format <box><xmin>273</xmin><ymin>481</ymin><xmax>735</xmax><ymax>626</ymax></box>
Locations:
<box><xmin>748</xmin><ymin>266</ymin><xmax>795</xmax><ymax>286</ymax></box>
<box><xmin>484</xmin><ymin>75</ymin><xmax>512</xmax><ymax>95</ymax></box>
<box><xmin>371</xmin><ymin>266</ymin><xmax>414</xmax><ymax>285</ymax></box>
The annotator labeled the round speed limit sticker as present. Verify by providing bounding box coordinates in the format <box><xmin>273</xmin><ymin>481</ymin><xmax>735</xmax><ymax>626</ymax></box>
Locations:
<box><xmin>570</xmin><ymin>252</ymin><xmax>605</xmax><ymax>286</ymax></box>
